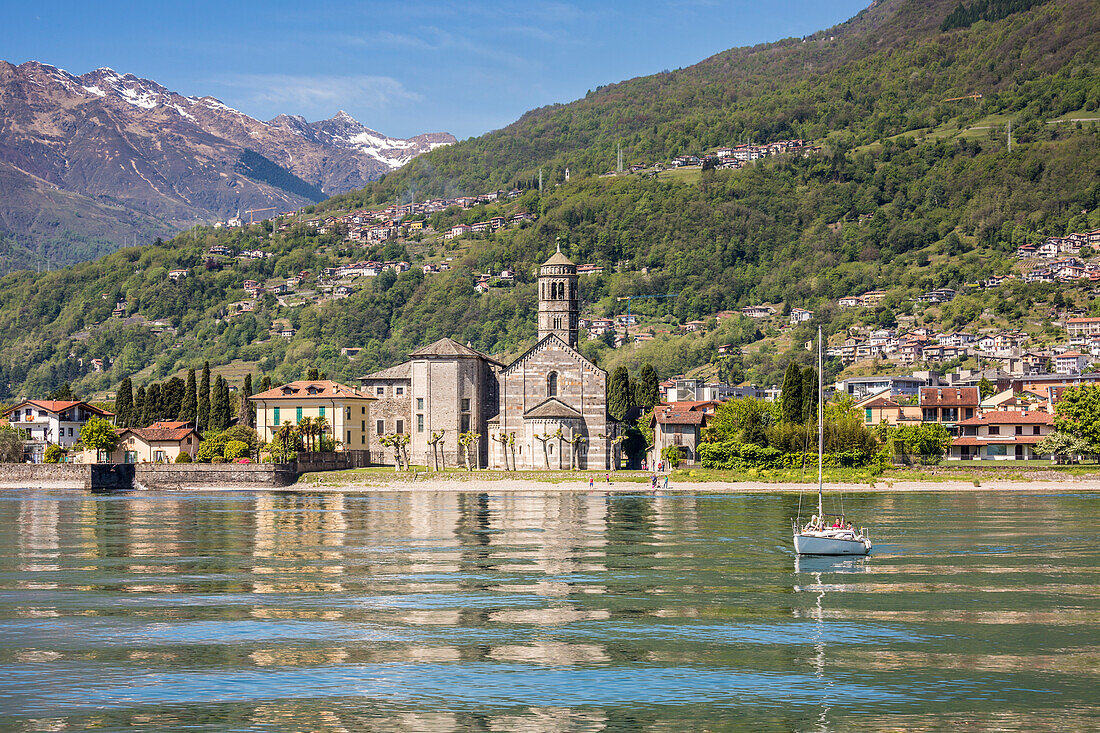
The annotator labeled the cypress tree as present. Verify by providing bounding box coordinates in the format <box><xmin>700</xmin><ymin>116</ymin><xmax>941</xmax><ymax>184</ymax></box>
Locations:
<box><xmin>260</xmin><ymin>374</ymin><xmax>272</xmax><ymax>392</ymax></box>
<box><xmin>241</xmin><ymin>374</ymin><xmax>254</xmax><ymax>428</ymax></box>
<box><xmin>635</xmin><ymin>363</ymin><xmax>660</xmax><ymax>409</ymax></box>
<box><xmin>142</xmin><ymin>383</ymin><xmax>161</xmax><ymax>427</ymax></box>
<box><xmin>608</xmin><ymin>366</ymin><xmax>633</xmax><ymax>421</ymax></box>
<box><xmin>115</xmin><ymin>378</ymin><xmax>133</xmax><ymax>428</ymax></box>
<box><xmin>801</xmin><ymin>366</ymin><xmax>819</xmax><ymax>424</ymax></box>
<box><xmin>781</xmin><ymin>362</ymin><xmax>803</xmax><ymax>424</ymax></box>
<box><xmin>306</xmin><ymin>367</ymin><xmax>320</xmax><ymax>380</ymax></box>
<box><xmin>210</xmin><ymin>375</ymin><xmax>230</xmax><ymax>431</ymax></box>
<box><xmin>197</xmin><ymin>362</ymin><xmax>211</xmax><ymax>432</ymax></box>
<box><xmin>179</xmin><ymin>369</ymin><xmax>197</xmax><ymax>423</ymax></box>
<box><xmin>133</xmin><ymin>386</ymin><xmax>146</xmax><ymax>429</ymax></box>
<box><xmin>165</xmin><ymin>377</ymin><xmax>184</xmax><ymax>419</ymax></box>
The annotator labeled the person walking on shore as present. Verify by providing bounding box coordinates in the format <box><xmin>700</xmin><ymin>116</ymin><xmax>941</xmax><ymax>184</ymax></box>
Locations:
<box><xmin>589</xmin><ymin>476</ymin><xmax>594</xmax><ymax>490</ymax></box>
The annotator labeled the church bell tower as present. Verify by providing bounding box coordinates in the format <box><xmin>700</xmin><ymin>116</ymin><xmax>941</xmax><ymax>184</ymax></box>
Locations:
<box><xmin>537</xmin><ymin>244</ymin><xmax>579</xmax><ymax>348</ymax></box>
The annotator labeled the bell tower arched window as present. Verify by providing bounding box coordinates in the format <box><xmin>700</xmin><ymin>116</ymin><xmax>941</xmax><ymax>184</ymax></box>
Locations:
<box><xmin>547</xmin><ymin>372</ymin><xmax>558</xmax><ymax>397</ymax></box>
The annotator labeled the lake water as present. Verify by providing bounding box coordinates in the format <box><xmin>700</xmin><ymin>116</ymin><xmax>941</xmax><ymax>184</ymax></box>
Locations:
<box><xmin>0</xmin><ymin>489</ymin><xmax>1097</xmax><ymax>732</ymax></box>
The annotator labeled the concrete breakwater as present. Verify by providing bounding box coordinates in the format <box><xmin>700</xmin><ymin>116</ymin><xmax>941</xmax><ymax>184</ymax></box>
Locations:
<box><xmin>0</xmin><ymin>463</ymin><xmax>298</xmax><ymax>490</ymax></box>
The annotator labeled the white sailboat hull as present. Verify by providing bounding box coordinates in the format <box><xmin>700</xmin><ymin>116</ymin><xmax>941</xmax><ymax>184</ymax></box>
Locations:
<box><xmin>794</xmin><ymin>531</ymin><xmax>872</xmax><ymax>556</ymax></box>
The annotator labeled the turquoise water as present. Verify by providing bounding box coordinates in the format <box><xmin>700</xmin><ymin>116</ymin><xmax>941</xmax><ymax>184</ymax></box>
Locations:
<box><xmin>0</xmin><ymin>489</ymin><xmax>1097</xmax><ymax>731</ymax></box>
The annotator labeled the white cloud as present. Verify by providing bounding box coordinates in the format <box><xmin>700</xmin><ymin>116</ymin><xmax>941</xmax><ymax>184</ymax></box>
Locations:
<box><xmin>216</xmin><ymin>73</ymin><xmax>423</xmax><ymax>112</ymax></box>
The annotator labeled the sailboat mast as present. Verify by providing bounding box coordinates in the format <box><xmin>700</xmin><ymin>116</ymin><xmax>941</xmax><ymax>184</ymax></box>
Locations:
<box><xmin>818</xmin><ymin>325</ymin><xmax>824</xmax><ymax>519</ymax></box>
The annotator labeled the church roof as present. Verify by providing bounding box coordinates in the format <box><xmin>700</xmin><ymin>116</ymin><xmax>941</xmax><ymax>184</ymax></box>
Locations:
<box><xmin>503</xmin><ymin>334</ymin><xmax>604</xmax><ymax>376</ymax></box>
<box><xmin>542</xmin><ymin>250</ymin><xmax>575</xmax><ymax>267</ymax></box>
<box><xmin>524</xmin><ymin>397</ymin><xmax>583</xmax><ymax>420</ymax></box>
<box><xmin>359</xmin><ymin>362</ymin><xmax>411</xmax><ymax>381</ymax></box>
<box><xmin>409</xmin><ymin>337</ymin><xmax>495</xmax><ymax>360</ymax></box>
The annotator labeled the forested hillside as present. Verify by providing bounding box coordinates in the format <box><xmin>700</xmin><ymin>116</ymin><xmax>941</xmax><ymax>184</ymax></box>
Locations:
<box><xmin>0</xmin><ymin>0</ymin><xmax>1096</xmax><ymax>403</ymax></box>
<box><xmin>322</xmin><ymin>0</ymin><xmax>1097</xmax><ymax>207</ymax></box>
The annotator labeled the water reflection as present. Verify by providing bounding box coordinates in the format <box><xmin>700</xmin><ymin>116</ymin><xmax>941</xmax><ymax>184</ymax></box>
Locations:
<box><xmin>0</xmin><ymin>489</ymin><xmax>1097</xmax><ymax>731</ymax></box>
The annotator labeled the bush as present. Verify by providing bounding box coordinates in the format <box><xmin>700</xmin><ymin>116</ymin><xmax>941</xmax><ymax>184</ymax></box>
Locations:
<box><xmin>211</xmin><ymin>456</ymin><xmax>226</xmax><ymax>464</ymax></box>
<box><xmin>223</xmin><ymin>440</ymin><xmax>249</xmax><ymax>460</ymax></box>
<box><xmin>660</xmin><ymin>445</ymin><xmax>684</xmax><ymax>468</ymax></box>
<box><xmin>43</xmin><ymin>444</ymin><xmax>64</xmax><ymax>463</ymax></box>
<box><xmin>175</xmin><ymin>452</ymin><xmax>192</xmax><ymax>463</ymax></box>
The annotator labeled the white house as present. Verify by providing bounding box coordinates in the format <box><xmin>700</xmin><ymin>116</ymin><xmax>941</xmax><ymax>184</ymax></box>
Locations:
<box><xmin>2</xmin><ymin>400</ymin><xmax>115</xmax><ymax>462</ymax></box>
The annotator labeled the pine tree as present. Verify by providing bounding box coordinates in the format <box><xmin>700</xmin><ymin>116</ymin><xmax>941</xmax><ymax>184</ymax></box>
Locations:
<box><xmin>781</xmin><ymin>362</ymin><xmax>803</xmax><ymax>424</ymax></box>
<box><xmin>635</xmin><ymin>363</ymin><xmax>660</xmax><ymax>409</ymax></box>
<box><xmin>608</xmin><ymin>366</ymin><xmax>633</xmax><ymax>421</ymax></box>
<box><xmin>801</xmin><ymin>366</ymin><xmax>819</xmax><ymax>424</ymax></box>
<box><xmin>197</xmin><ymin>362</ymin><xmax>211</xmax><ymax>432</ymax></box>
<box><xmin>115</xmin><ymin>378</ymin><xmax>133</xmax><ymax>428</ymax></box>
<box><xmin>133</xmin><ymin>386</ymin><xmax>146</xmax><ymax>429</ymax></box>
<box><xmin>210</xmin><ymin>375</ymin><xmax>230</xmax><ymax>431</ymax></box>
<box><xmin>179</xmin><ymin>369</ymin><xmax>197</xmax><ymax>423</ymax></box>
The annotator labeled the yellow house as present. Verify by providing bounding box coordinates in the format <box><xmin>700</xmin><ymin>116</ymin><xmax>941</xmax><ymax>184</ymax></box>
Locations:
<box><xmin>250</xmin><ymin>380</ymin><xmax>374</xmax><ymax>449</ymax></box>
<box><xmin>855</xmin><ymin>389</ymin><xmax>922</xmax><ymax>427</ymax></box>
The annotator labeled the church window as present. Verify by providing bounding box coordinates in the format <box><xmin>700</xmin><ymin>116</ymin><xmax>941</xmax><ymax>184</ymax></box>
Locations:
<box><xmin>417</xmin><ymin>414</ymin><xmax>424</xmax><ymax>432</ymax></box>
<box><xmin>460</xmin><ymin>414</ymin><xmax>470</xmax><ymax>433</ymax></box>
<box><xmin>376</xmin><ymin>419</ymin><xmax>385</xmax><ymax>435</ymax></box>
<box><xmin>549</xmin><ymin>443</ymin><xmax>554</xmax><ymax>455</ymax></box>
<box><xmin>547</xmin><ymin>372</ymin><xmax>558</xmax><ymax>397</ymax></box>
<box><xmin>461</xmin><ymin>398</ymin><xmax>470</xmax><ymax>411</ymax></box>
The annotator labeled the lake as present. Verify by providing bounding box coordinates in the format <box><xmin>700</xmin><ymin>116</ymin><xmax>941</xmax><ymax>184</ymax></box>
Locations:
<box><xmin>0</xmin><ymin>489</ymin><xmax>1097</xmax><ymax>731</ymax></box>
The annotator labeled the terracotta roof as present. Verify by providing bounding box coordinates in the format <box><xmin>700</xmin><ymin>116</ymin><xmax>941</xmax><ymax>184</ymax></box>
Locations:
<box><xmin>2</xmin><ymin>400</ymin><xmax>113</xmax><ymax>417</ymax></box>
<box><xmin>118</xmin><ymin>426</ymin><xmax>199</xmax><ymax>442</ymax></box>
<box><xmin>524</xmin><ymin>398</ymin><xmax>583</xmax><ymax>420</ymax></box>
<box><xmin>655</xmin><ymin>411</ymin><xmax>706</xmax><ymax>425</ymax></box>
<box><xmin>920</xmin><ymin>387</ymin><xmax>980</xmax><ymax>407</ymax></box>
<box><xmin>953</xmin><ymin>435</ymin><xmax>1046</xmax><ymax>446</ymax></box>
<box><xmin>148</xmin><ymin>421</ymin><xmax>190</xmax><ymax>430</ymax></box>
<box><xmin>360</xmin><ymin>362</ymin><xmax>412</xmax><ymax>381</ymax></box>
<box><xmin>956</xmin><ymin>411</ymin><xmax>1053</xmax><ymax>426</ymax></box>
<box><xmin>408</xmin><ymin>337</ymin><xmax>496</xmax><ymax>360</ymax></box>
<box><xmin>250</xmin><ymin>380</ymin><xmax>371</xmax><ymax>401</ymax></box>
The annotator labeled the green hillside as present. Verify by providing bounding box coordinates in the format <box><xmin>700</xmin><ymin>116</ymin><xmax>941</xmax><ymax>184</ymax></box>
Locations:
<box><xmin>322</xmin><ymin>0</ymin><xmax>1098</xmax><ymax>207</ymax></box>
<box><xmin>0</xmin><ymin>0</ymin><xmax>1097</xmax><ymax>403</ymax></box>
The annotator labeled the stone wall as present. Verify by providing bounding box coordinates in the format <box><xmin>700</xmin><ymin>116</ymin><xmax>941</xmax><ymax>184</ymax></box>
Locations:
<box><xmin>0</xmin><ymin>463</ymin><xmax>89</xmax><ymax>488</ymax></box>
<box><xmin>135</xmin><ymin>464</ymin><xmax>298</xmax><ymax>489</ymax></box>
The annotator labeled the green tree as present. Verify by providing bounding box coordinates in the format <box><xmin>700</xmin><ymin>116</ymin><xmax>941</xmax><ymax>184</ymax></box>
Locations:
<box><xmin>800</xmin><ymin>366</ymin><xmax>818</xmax><ymax>424</ymax></box>
<box><xmin>978</xmin><ymin>377</ymin><xmax>996</xmax><ymax>401</ymax></box>
<box><xmin>1035</xmin><ymin>431</ymin><xmax>1089</xmax><ymax>463</ymax></box>
<box><xmin>197</xmin><ymin>361</ymin><xmax>211</xmax><ymax>432</ymax></box>
<box><xmin>48</xmin><ymin>383</ymin><xmax>74</xmax><ymax>400</ymax></box>
<box><xmin>660</xmin><ymin>444</ymin><xmax>684</xmax><ymax>468</ymax></box>
<box><xmin>608</xmin><ymin>366</ymin><xmax>633</xmax><ymax>421</ymax></box>
<box><xmin>705</xmin><ymin>397</ymin><xmax>779</xmax><ymax>446</ymax></box>
<box><xmin>164</xmin><ymin>377</ymin><xmax>184</xmax><ymax>419</ymax></box>
<box><xmin>781</xmin><ymin>362</ymin><xmax>803</xmax><ymax>424</ymax></box>
<box><xmin>80</xmin><ymin>416</ymin><xmax>119</xmax><ymax>458</ymax></box>
<box><xmin>241</xmin><ymin>373</ymin><xmax>254</xmax><ymax>428</ymax></box>
<box><xmin>1052</xmin><ymin>385</ymin><xmax>1100</xmax><ymax>453</ymax></box>
<box><xmin>133</xmin><ymin>386</ymin><xmax>146</xmax><ymax>429</ymax></box>
<box><xmin>223</xmin><ymin>440</ymin><xmax>249</xmax><ymax>460</ymax></box>
<box><xmin>179</xmin><ymin>369</ymin><xmax>197</xmax><ymax>423</ymax></box>
<box><xmin>44</xmin><ymin>444</ymin><xmax>64</xmax><ymax>463</ymax></box>
<box><xmin>0</xmin><ymin>424</ymin><xmax>24</xmax><ymax>462</ymax></box>
<box><xmin>635</xmin><ymin>363</ymin><xmax>660</xmax><ymax>409</ymax></box>
<box><xmin>115</xmin><ymin>378</ymin><xmax>133</xmax><ymax>429</ymax></box>
<box><xmin>210</xmin><ymin>375</ymin><xmax>230</xmax><ymax>431</ymax></box>
<box><xmin>141</xmin><ymin>383</ymin><xmax>161</xmax><ymax>427</ymax></box>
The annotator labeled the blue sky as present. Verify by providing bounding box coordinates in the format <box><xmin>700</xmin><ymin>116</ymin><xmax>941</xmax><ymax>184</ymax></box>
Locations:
<box><xmin>4</xmin><ymin>1</ymin><xmax>869</xmax><ymax>140</ymax></box>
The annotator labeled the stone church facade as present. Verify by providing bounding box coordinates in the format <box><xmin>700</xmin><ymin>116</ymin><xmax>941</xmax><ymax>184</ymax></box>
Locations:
<box><xmin>359</xmin><ymin>249</ymin><xmax>618</xmax><ymax>470</ymax></box>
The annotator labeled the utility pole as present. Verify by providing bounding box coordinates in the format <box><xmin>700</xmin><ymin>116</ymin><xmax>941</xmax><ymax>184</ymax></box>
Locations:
<box><xmin>1007</xmin><ymin>119</ymin><xmax>1013</xmax><ymax>153</ymax></box>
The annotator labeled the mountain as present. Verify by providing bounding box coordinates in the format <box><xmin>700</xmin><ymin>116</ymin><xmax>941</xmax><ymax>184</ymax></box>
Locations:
<box><xmin>0</xmin><ymin>0</ymin><xmax>1095</xmax><ymax>404</ymax></box>
<box><xmin>0</xmin><ymin>61</ymin><xmax>455</xmax><ymax>268</ymax></box>
<box><xmin>326</xmin><ymin>0</ymin><xmax>1097</xmax><ymax>208</ymax></box>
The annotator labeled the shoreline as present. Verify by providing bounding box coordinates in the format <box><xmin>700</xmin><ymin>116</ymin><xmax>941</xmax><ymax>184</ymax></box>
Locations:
<box><xmin>3</xmin><ymin>476</ymin><xmax>1097</xmax><ymax>493</ymax></box>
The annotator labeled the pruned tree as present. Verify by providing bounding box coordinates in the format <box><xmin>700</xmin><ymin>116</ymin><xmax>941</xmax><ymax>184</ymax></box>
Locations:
<box><xmin>458</xmin><ymin>431</ymin><xmax>480</xmax><ymax>471</ymax></box>
<box><xmin>564</xmin><ymin>426</ymin><xmax>587</xmax><ymax>470</ymax></box>
<box><xmin>597</xmin><ymin>432</ymin><xmax>627</xmax><ymax>470</ymax></box>
<box><xmin>534</xmin><ymin>430</ymin><xmax>554</xmax><ymax>469</ymax></box>
<box><xmin>379</xmin><ymin>432</ymin><xmax>411</xmax><ymax>470</ymax></box>
<box><xmin>492</xmin><ymin>432</ymin><xmax>512</xmax><ymax>470</ymax></box>
<box><xmin>427</xmin><ymin>429</ymin><xmax>446</xmax><ymax>471</ymax></box>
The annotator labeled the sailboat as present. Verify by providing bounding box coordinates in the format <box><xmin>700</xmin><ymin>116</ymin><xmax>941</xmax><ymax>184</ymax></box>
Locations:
<box><xmin>792</xmin><ymin>326</ymin><xmax>872</xmax><ymax>556</ymax></box>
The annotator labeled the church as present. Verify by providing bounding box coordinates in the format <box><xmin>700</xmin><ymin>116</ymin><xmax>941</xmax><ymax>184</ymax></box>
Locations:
<box><xmin>359</xmin><ymin>248</ymin><xmax>619</xmax><ymax>470</ymax></box>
